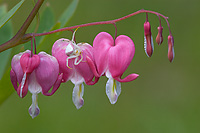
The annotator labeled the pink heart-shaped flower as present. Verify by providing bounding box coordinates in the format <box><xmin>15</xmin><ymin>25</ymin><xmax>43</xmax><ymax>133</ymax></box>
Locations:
<box><xmin>93</xmin><ymin>32</ymin><xmax>139</xmax><ymax>82</ymax></box>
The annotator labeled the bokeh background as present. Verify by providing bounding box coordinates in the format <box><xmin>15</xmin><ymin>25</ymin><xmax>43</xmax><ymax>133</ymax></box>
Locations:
<box><xmin>0</xmin><ymin>0</ymin><xmax>199</xmax><ymax>133</ymax></box>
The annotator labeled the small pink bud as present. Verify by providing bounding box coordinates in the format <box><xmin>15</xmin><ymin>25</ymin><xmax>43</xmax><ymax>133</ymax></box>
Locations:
<box><xmin>156</xmin><ymin>26</ymin><xmax>163</xmax><ymax>45</ymax></box>
<box><xmin>144</xmin><ymin>22</ymin><xmax>154</xmax><ymax>57</ymax></box>
<box><xmin>168</xmin><ymin>35</ymin><xmax>175</xmax><ymax>62</ymax></box>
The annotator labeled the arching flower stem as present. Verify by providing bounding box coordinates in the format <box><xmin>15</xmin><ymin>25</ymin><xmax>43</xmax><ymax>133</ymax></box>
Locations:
<box><xmin>0</xmin><ymin>7</ymin><xmax>172</xmax><ymax>52</ymax></box>
<box><xmin>31</xmin><ymin>9</ymin><xmax>171</xmax><ymax>37</ymax></box>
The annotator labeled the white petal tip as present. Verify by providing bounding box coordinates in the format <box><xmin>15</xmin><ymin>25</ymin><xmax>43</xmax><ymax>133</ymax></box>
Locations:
<box><xmin>109</xmin><ymin>96</ymin><xmax>118</xmax><ymax>104</ymax></box>
<box><xmin>74</xmin><ymin>99</ymin><xmax>84</xmax><ymax>109</ymax></box>
<box><xmin>106</xmin><ymin>78</ymin><xmax>121</xmax><ymax>105</ymax></box>
<box><xmin>29</xmin><ymin>105</ymin><xmax>40</xmax><ymax>119</ymax></box>
<box><xmin>72</xmin><ymin>84</ymin><xmax>84</xmax><ymax>110</ymax></box>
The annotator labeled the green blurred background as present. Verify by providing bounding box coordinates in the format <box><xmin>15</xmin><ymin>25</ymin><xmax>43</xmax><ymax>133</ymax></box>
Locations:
<box><xmin>0</xmin><ymin>0</ymin><xmax>199</xmax><ymax>133</ymax></box>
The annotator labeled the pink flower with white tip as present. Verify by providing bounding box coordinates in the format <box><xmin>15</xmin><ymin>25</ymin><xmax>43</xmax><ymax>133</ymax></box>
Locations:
<box><xmin>52</xmin><ymin>30</ymin><xmax>98</xmax><ymax>109</ymax></box>
<box><xmin>87</xmin><ymin>32</ymin><xmax>139</xmax><ymax>104</ymax></box>
<box><xmin>10</xmin><ymin>50</ymin><xmax>63</xmax><ymax>118</ymax></box>
<box><xmin>144</xmin><ymin>21</ymin><xmax>154</xmax><ymax>57</ymax></box>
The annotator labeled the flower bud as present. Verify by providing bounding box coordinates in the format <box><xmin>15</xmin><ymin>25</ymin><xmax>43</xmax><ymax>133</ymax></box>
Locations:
<box><xmin>144</xmin><ymin>22</ymin><xmax>154</xmax><ymax>57</ymax></box>
<box><xmin>156</xmin><ymin>26</ymin><xmax>163</xmax><ymax>45</ymax></box>
<box><xmin>168</xmin><ymin>35</ymin><xmax>174</xmax><ymax>62</ymax></box>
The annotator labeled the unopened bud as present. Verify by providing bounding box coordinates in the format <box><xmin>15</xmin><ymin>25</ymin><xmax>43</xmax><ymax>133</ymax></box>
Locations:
<box><xmin>167</xmin><ymin>35</ymin><xmax>174</xmax><ymax>62</ymax></box>
<box><xmin>144</xmin><ymin>22</ymin><xmax>154</xmax><ymax>57</ymax></box>
<box><xmin>156</xmin><ymin>26</ymin><xmax>163</xmax><ymax>45</ymax></box>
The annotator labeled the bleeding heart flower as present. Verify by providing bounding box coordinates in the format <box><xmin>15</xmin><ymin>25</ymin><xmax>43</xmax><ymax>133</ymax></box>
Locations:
<box><xmin>10</xmin><ymin>50</ymin><xmax>63</xmax><ymax>118</ymax></box>
<box><xmin>156</xmin><ymin>26</ymin><xmax>163</xmax><ymax>45</ymax></box>
<box><xmin>52</xmin><ymin>33</ymin><xmax>98</xmax><ymax>109</ymax></box>
<box><xmin>87</xmin><ymin>32</ymin><xmax>139</xmax><ymax>104</ymax></box>
<box><xmin>144</xmin><ymin>21</ymin><xmax>154</xmax><ymax>57</ymax></box>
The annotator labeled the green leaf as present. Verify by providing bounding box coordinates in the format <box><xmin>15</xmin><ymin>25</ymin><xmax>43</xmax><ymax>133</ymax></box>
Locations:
<box><xmin>0</xmin><ymin>0</ymin><xmax>25</xmax><ymax>29</ymax></box>
<box><xmin>36</xmin><ymin>0</ymin><xmax>79</xmax><ymax>53</ymax></box>
<box><xmin>0</xmin><ymin>5</ymin><xmax>14</xmax><ymax>105</ymax></box>
<box><xmin>0</xmin><ymin>67</ymin><xmax>14</xmax><ymax>105</ymax></box>
<box><xmin>24</xmin><ymin>3</ymin><xmax>55</xmax><ymax>51</ymax></box>
<box><xmin>36</xmin><ymin>3</ymin><xmax>55</xmax><ymax>45</ymax></box>
<box><xmin>37</xmin><ymin>22</ymin><xmax>61</xmax><ymax>54</ymax></box>
<box><xmin>38</xmin><ymin>3</ymin><xmax>55</xmax><ymax>33</ymax></box>
<box><xmin>58</xmin><ymin>0</ymin><xmax>79</xmax><ymax>28</ymax></box>
<box><xmin>0</xmin><ymin>5</ymin><xmax>13</xmax><ymax>80</ymax></box>
<box><xmin>0</xmin><ymin>4</ymin><xmax>7</xmax><ymax>18</ymax></box>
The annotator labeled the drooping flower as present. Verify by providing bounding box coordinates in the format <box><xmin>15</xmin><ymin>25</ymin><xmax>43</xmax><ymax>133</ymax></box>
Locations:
<box><xmin>10</xmin><ymin>50</ymin><xmax>63</xmax><ymax>118</ymax></box>
<box><xmin>144</xmin><ymin>21</ymin><xmax>154</xmax><ymax>57</ymax></box>
<box><xmin>156</xmin><ymin>26</ymin><xmax>163</xmax><ymax>45</ymax></box>
<box><xmin>167</xmin><ymin>35</ymin><xmax>175</xmax><ymax>62</ymax></box>
<box><xmin>52</xmin><ymin>31</ymin><xmax>98</xmax><ymax>109</ymax></box>
<box><xmin>87</xmin><ymin>32</ymin><xmax>139</xmax><ymax>104</ymax></box>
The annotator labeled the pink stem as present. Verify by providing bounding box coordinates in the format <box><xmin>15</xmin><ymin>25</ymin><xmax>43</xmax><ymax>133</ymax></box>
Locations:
<box><xmin>34</xmin><ymin>37</ymin><xmax>37</xmax><ymax>54</ymax></box>
<box><xmin>0</xmin><ymin>9</ymin><xmax>172</xmax><ymax>52</ymax></box>
<box><xmin>30</xmin><ymin>9</ymin><xmax>171</xmax><ymax>37</ymax></box>
<box><xmin>146</xmin><ymin>13</ymin><xmax>148</xmax><ymax>22</ymax></box>
<box><xmin>113</xmin><ymin>22</ymin><xmax>117</xmax><ymax>43</ymax></box>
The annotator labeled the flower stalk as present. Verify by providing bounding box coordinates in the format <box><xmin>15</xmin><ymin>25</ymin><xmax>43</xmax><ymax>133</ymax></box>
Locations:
<box><xmin>0</xmin><ymin>0</ymin><xmax>172</xmax><ymax>53</ymax></box>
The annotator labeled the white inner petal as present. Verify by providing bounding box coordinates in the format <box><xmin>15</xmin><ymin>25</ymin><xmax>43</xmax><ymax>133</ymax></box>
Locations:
<box><xmin>70</xmin><ymin>70</ymin><xmax>84</xmax><ymax>85</ymax></box>
<box><xmin>29</xmin><ymin>93</ymin><xmax>40</xmax><ymax>119</ymax></box>
<box><xmin>105</xmin><ymin>70</ymin><xmax>112</xmax><ymax>79</ymax></box>
<box><xmin>72</xmin><ymin>83</ymin><xmax>84</xmax><ymax>109</ymax></box>
<box><xmin>144</xmin><ymin>36</ymin><xmax>148</xmax><ymax>57</ymax></box>
<box><xmin>151</xmin><ymin>36</ymin><xmax>154</xmax><ymax>51</ymax></box>
<box><xmin>116</xmin><ymin>80</ymin><xmax>121</xmax><ymax>97</ymax></box>
<box><xmin>28</xmin><ymin>71</ymin><xmax>42</xmax><ymax>94</ymax></box>
<box><xmin>106</xmin><ymin>77</ymin><xmax>121</xmax><ymax>104</ymax></box>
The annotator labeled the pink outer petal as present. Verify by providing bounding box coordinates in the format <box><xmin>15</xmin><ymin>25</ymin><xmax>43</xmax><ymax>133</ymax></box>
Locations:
<box><xmin>93</xmin><ymin>32</ymin><xmax>113</xmax><ymax>76</ymax></box>
<box><xmin>86</xmin><ymin>56</ymin><xmax>100</xmax><ymax>77</ymax></box>
<box><xmin>10</xmin><ymin>69</ymin><xmax>18</xmax><ymax>91</ymax></box>
<box><xmin>108</xmin><ymin>35</ymin><xmax>135</xmax><ymax>78</ymax></box>
<box><xmin>168</xmin><ymin>35</ymin><xmax>175</xmax><ymax>62</ymax></box>
<box><xmin>35</xmin><ymin>52</ymin><xmax>60</xmax><ymax>95</ymax></box>
<box><xmin>144</xmin><ymin>35</ymin><xmax>153</xmax><ymax>57</ymax></box>
<box><xmin>43</xmin><ymin>73</ymin><xmax>63</xmax><ymax>96</ymax></box>
<box><xmin>144</xmin><ymin>22</ymin><xmax>151</xmax><ymax>36</ymax></box>
<box><xmin>114</xmin><ymin>73</ymin><xmax>139</xmax><ymax>83</ymax></box>
<box><xmin>74</xmin><ymin>43</ymin><xmax>95</xmax><ymax>85</ymax></box>
<box><xmin>11</xmin><ymin>50</ymin><xmax>30</xmax><ymax>83</ymax></box>
<box><xmin>156</xmin><ymin>26</ymin><xmax>163</xmax><ymax>45</ymax></box>
<box><xmin>85</xmin><ymin>56</ymin><xmax>100</xmax><ymax>85</ymax></box>
<box><xmin>86</xmin><ymin>77</ymin><xmax>99</xmax><ymax>85</ymax></box>
<box><xmin>52</xmin><ymin>38</ymin><xmax>73</xmax><ymax>82</ymax></box>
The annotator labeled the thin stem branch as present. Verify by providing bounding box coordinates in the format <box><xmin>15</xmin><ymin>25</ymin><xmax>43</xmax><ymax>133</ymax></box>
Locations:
<box><xmin>34</xmin><ymin>36</ymin><xmax>37</xmax><ymax>54</ymax></box>
<box><xmin>158</xmin><ymin>15</ymin><xmax>162</xmax><ymax>27</ymax></box>
<box><xmin>0</xmin><ymin>8</ymin><xmax>172</xmax><ymax>53</ymax></box>
<box><xmin>16</xmin><ymin>0</ymin><xmax>44</xmax><ymax>36</ymax></box>
<box><xmin>0</xmin><ymin>0</ymin><xmax>44</xmax><ymax>53</ymax></box>
<box><xmin>112</xmin><ymin>23</ymin><xmax>117</xmax><ymax>42</ymax></box>
<box><xmin>146</xmin><ymin>13</ymin><xmax>148</xmax><ymax>22</ymax></box>
<box><xmin>30</xmin><ymin>9</ymin><xmax>170</xmax><ymax>37</ymax></box>
<box><xmin>31</xmin><ymin>38</ymin><xmax>33</xmax><ymax>57</ymax></box>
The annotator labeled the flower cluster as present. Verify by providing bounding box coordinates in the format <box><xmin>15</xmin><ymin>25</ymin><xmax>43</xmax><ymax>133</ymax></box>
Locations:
<box><xmin>144</xmin><ymin>13</ymin><xmax>174</xmax><ymax>61</ymax></box>
<box><xmin>10</xmin><ymin>13</ymin><xmax>174</xmax><ymax>118</ymax></box>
